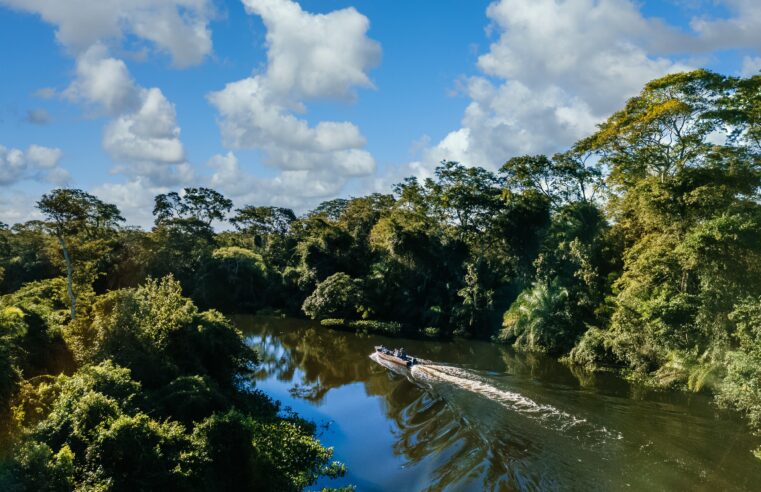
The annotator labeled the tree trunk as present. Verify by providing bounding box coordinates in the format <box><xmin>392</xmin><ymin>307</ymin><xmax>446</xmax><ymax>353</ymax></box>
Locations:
<box><xmin>58</xmin><ymin>235</ymin><xmax>77</xmax><ymax>320</ymax></box>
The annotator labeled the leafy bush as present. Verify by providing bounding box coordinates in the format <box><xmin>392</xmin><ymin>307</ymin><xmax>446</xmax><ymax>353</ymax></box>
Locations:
<box><xmin>566</xmin><ymin>327</ymin><xmax>620</xmax><ymax>369</ymax></box>
<box><xmin>0</xmin><ymin>307</ymin><xmax>26</xmax><ymax>414</ymax></box>
<box><xmin>302</xmin><ymin>273</ymin><xmax>364</xmax><ymax>320</ymax></box>
<box><xmin>715</xmin><ymin>298</ymin><xmax>761</xmax><ymax>430</ymax></box>
<box><xmin>320</xmin><ymin>318</ymin><xmax>402</xmax><ymax>336</ymax></box>
<box><xmin>320</xmin><ymin>318</ymin><xmax>349</xmax><ymax>330</ymax></box>
<box><xmin>191</xmin><ymin>410</ymin><xmax>344</xmax><ymax>492</ymax></box>
<box><xmin>423</xmin><ymin>327</ymin><xmax>440</xmax><ymax>338</ymax></box>
<box><xmin>350</xmin><ymin>320</ymin><xmax>402</xmax><ymax>336</ymax></box>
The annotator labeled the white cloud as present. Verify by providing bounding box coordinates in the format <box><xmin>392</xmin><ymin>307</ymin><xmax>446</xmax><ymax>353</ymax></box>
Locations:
<box><xmin>63</xmin><ymin>45</ymin><xmax>191</xmax><ymax>187</ymax></box>
<box><xmin>91</xmin><ymin>178</ymin><xmax>169</xmax><ymax>227</ymax></box>
<box><xmin>0</xmin><ymin>191</ymin><xmax>43</xmax><ymax>225</ymax></box>
<box><xmin>208</xmin><ymin>151</ymin><xmax>354</xmax><ymax>211</ymax></box>
<box><xmin>479</xmin><ymin>0</ymin><xmax>688</xmax><ymax>115</ymax></box>
<box><xmin>242</xmin><ymin>0</ymin><xmax>380</xmax><ymax>100</ymax></box>
<box><xmin>0</xmin><ymin>1</ymin><xmax>204</xmax><ymax>190</ymax></box>
<box><xmin>0</xmin><ymin>0</ymin><xmax>214</xmax><ymax>67</ymax></box>
<box><xmin>26</xmin><ymin>145</ymin><xmax>63</xmax><ymax>168</ymax></box>
<box><xmin>741</xmin><ymin>56</ymin><xmax>761</xmax><ymax>77</ymax></box>
<box><xmin>208</xmin><ymin>0</ymin><xmax>380</xmax><ymax>206</ymax></box>
<box><xmin>0</xmin><ymin>144</ymin><xmax>69</xmax><ymax>186</ymax></box>
<box><xmin>104</xmin><ymin>88</ymin><xmax>185</xmax><ymax>166</ymax></box>
<box><xmin>688</xmin><ymin>0</ymin><xmax>761</xmax><ymax>52</ymax></box>
<box><xmin>407</xmin><ymin>0</ymin><xmax>761</xmax><ymax>178</ymax></box>
<box><xmin>64</xmin><ymin>44</ymin><xmax>140</xmax><ymax>115</ymax></box>
<box><xmin>407</xmin><ymin>0</ymin><xmax>698</xmax><ymax>176</ymax></box>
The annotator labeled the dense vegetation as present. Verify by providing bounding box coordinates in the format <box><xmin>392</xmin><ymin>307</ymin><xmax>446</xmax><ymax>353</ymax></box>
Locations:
<box><xmin>0</xmin><ymin>276</ymin><xmax>346</xmax><ymax>491</ymax></box>
<box><xmin>1</xmin><ymin>69</ymin><xmax>760</xmax><ymax>483</ymax></box>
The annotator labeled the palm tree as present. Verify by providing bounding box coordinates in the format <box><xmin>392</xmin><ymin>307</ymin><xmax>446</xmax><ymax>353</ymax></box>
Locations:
<box><xmin>500</xmin><ymin>280</ymin><xmax>571</xmax><ymax>354</ymax></box>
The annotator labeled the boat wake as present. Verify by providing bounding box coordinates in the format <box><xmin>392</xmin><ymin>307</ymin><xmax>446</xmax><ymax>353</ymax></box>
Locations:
<box><xmin>408</xmin><ymin>363</ymin><xmax>622</xmax><ymax>443</ymax></box>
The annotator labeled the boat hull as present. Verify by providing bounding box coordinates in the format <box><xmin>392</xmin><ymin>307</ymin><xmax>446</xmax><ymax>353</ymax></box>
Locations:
<box><xmin>375</xmin><ymin>351</ymin><xmax>413</xmax><ymax>367</ymax></box>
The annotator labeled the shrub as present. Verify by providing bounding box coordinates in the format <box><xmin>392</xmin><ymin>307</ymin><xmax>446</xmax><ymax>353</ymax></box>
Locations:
<box><xmin>423</xmin><ymin>327</ymin><xmax>440</xmax><ymax>338</ymax></box>
<box><xmin>350</xmin><ymin>320</ymin><xmax>402</xmax><ymax>336</ymax></box>
<box><xmin>3</xmin><ymin>277</ymin><xmax>346</xmax><ymax>491</ymax></box>
<box><xmin>302</xmin><ymin>273</ymin><xmax>363</xmax><ymax>320</ymax></box>
<box><xmin>319</xmin><ymin>318</ymin><xmax>402</xmax><ymax>336</ymax></box>
<box><xmin>320</xmin><ymin>319</ymin><xmax>349</xmax><ymax>330</ymax></box>
<box><xmin>567</xmin><ymin>327</ymin><xmax>619</xmax><ymax>369</ymax></box>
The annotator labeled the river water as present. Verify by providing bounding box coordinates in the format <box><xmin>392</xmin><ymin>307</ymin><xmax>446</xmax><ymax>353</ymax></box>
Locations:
<box><xmin>235</xmin><ymin>315</ymin><xmax>761</xmax><ymax>491</ymax></box>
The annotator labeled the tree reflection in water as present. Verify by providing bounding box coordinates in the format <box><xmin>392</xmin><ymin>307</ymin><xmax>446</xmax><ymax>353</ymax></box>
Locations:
<box><xmin>237</xmin><ymin>316</ymin><xmax>586</xmax><ymax>490</ymax></box>
<box><xmin>235</xmin><ymin>315</ymin><xmax>761</xmax><ymax>492</ymax></box>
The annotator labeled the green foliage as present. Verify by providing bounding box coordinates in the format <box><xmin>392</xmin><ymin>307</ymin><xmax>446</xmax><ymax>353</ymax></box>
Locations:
<box><xmin>153</xmin><ymin>187</ymin><xmax>232</xmax><ymax>226</ymax></box>
<box><xmin>572</xmin><ymin>71</ymin><xmax>761</xmax><ymax>383</ymax></box>
<box><xmin>499</xmin><ymin>280</ymin><xmax>577</xmax><ymax>355</ymax></box>
<box><xmin>3</xmin><ymin>441</ymin><xmax>75</xmax><ymax>492</ymax></box>
<box><xmin>64</xmin><ymin>276</ymin><xmax>254</xmax><ymax>389</ymax></box>
<box><xmin>0</xmin><ymin>307</ymin><xmax>26</xmax><ymax>430</ymax></box>
<box><xmin>566</xmin><ymin>327</ymin><xmax>619</xmax><ymax>369</ymax></box>
<box><xmin>193</xmin><ymin>247</ymin><xmax>269</xmax><ymax>312</ymax></box>
<box><xmin>320</xmin><ymin>318</ymin><xmax>403</xmax><ymax>336</ymax></box>
<box><xmin>303</xmin><ymin>273</ymin><xmax>364</xmax><ymax>320</ymax></box>
<box><xmin>2</xmin><ymin>278</ymin><xmax>344</xmax><ymax>491</ymax></box>
<box><xmin>712</xmin><ymin>297</ymin><xmax>761</xmax><ymax>429</ymax></box>
<box><xmin>2</xmin><ymin>69</ymin><xmax>761</xmax><ymax>467</ymax></box>
<box><xmin>37</xmin><ymin>189</ymin><xmax>125</xmax><ymax>320</ymax></box>
<box><xmin>231</xmin><ymin>206</ymin><xmax>296</xmax><ymax>248</ymax></box>
<box><xmin>0</xmin><ymin>279</ymin><xmax>73</xmax><ymax>382</ymax></box>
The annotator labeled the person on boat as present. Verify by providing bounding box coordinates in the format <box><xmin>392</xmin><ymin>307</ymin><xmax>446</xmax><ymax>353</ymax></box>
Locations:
<box><xmin>399</xmin><ymin>347</ymin><xmax>406</xmax><ymax>359</ymax></box>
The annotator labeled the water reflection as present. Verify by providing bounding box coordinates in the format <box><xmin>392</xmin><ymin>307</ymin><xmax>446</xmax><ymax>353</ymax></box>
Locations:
<box><xmin>235</xmin><ymin>315</ymin><xmax>761</xmax><ymax>491</ymax></box>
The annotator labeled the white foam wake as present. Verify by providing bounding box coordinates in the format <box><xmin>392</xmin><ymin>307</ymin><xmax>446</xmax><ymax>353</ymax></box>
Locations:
<box><xmin>411</xmin><ymin>364</ymin><xmax>621</xmax><ymax>442</ymax></box>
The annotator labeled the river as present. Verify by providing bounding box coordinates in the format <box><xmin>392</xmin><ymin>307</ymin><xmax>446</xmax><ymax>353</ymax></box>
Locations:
<box><xmin>235</xmin><ymin>315</ymin><xmax>761</xmax><ymax>491</ymax></box>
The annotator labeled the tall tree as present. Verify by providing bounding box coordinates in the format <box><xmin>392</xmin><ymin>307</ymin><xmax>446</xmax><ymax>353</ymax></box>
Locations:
<box><xmin>36</xmin><ymin>189</ymin><xmax>124</xmax><ymax>319</ymax></box>
<box><xmin>153</xmin><ymin>187</ymin><xmax>232</xmax><ymax>226</ymax></box>
<box><xmin>578</xmin><ymin>70</ymin><xmax>761</xmax><ymax>373</ymax></box>
<box><xmin>231</xmin><ymin>206</ymin><xmax>296</xmax><ymax>246</ymax></box>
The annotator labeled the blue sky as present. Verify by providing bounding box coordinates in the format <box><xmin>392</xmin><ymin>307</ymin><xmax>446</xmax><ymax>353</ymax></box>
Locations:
<box><xmin>0</xmin><ymin>0</ymin><xmax>759</xmax><ymax>225</ymax></box>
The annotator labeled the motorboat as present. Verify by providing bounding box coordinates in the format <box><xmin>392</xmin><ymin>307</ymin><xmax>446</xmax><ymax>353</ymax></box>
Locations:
<box><xmin>374</xmin><ymin>345</ymin><xmax>421</xmax><ymax>367</ymax></box>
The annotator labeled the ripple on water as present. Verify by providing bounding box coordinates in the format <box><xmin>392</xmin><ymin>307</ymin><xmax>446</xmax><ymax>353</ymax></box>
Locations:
<box><xmin>409</xmin><ymin>363</ymin><xmax>623</xmax><ymax>446</ymax></box>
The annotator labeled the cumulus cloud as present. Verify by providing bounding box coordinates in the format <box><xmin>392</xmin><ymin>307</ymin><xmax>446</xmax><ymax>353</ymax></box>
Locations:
<box><xmin>407</xmin><ymin>0</ymin><xmax>696</xmax><ymax>176</ymax></box>
<box><xmin>64</xmin><ymin>44</ymin><xmax>140</xmax><ymax>115</ymax></box>
<box><xmin>104</xmin><ymin>88</ymin><xmax>185</xmax><ymax>166</ymax></box>
<box><xmin>0</xmin><ymin>2</ymin><xmax>203</xmax><ymax>190</ymax></box>
<box><xmin>0</xmin><ymin>0</ymin><xmax>214</xmax><ymax>67</ymax></box>
<box><xmin>63</xmin><ymin>45</ymin><xmax>191</xmax><ymax>187</ymax></box>
<box><xmin>208</xmin><ymin>0</ymin><xmax>380</xmax><ymax>208</ymax></box>
<box><xmin>688</xmin><ymin>0</ymin><xmax>761</xmax><ymax>52</ymax></box>
<box><xmin>91</xmin><ymin>178</ymin><xmax>169</xmax><ymax>227</ymax></box>
<box><xmin>405</xmin><ymin>0</ymin><xmax>761</xmax><ymax>179</ymax></box>
<box><xmin>208</xmin><ymin>152</ymin><xmax>355</xmax><ymax>211</ymax></box>
<box><xmin>242</xmin><ymin>0</ymin><xmax>380</xmax><ymax>100</ymax></box>
<box><xmin>0</xmin><ymin>144</ymin><xmax>69</xmax><ymax>186</ymax></box>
